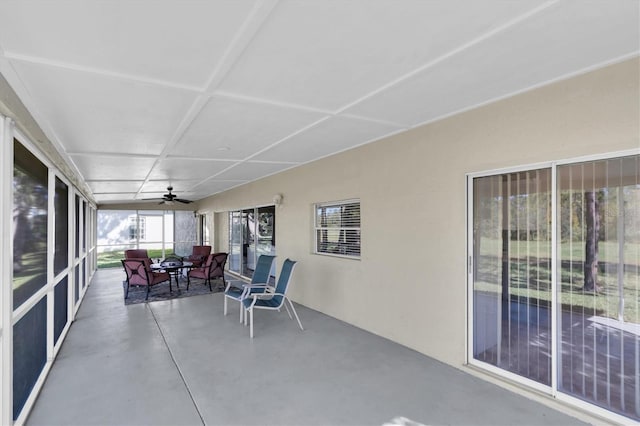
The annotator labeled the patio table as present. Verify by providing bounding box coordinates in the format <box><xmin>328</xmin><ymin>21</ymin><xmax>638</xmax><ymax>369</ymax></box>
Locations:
<box><xmin>151</xmin><ymin>260</ymin><xmax>193</xmax><ymax>289</ymax></box>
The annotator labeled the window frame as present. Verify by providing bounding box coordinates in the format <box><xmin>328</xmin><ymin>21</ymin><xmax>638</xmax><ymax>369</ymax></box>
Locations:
<box><xmin>313</xmin><ymin>199</ymin><xmax>361</xmax><ymax>260</ymax></box>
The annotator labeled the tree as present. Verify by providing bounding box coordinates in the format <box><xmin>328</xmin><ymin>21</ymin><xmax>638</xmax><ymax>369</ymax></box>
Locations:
<box><xmin>583</xmin><ymin>191</ymin><xmax>601</xmax><ymax>292</ymax></box>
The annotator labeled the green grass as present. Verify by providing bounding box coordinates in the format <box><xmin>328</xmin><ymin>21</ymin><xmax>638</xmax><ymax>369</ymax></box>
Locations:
<box><xmin>13</xmin><ymin>250</ymin><xmax>47</xmax><ymax>289</ymax></box>
<box><xmin>475</xmin><ymin>259</ymin><xmax>640</xmax><ymax>322</ymax></box>
<box><xmin>475</xmin><ymin>238</ymin><xmax>640</xmax><ymax>322</ymax></box>
<box><xmin>478</xmin><ymin>238</ymin><xmax>640</xmax><ymax>265</ymax></box>
<box><xmin>97</xmin><ymin>249</ymin><xmax>176</xmax><ymax>269</ymax></box>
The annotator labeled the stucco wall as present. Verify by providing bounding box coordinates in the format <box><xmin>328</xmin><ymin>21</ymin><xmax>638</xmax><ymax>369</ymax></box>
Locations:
<box><xmin>199</xmin><ymin>58</ymin><xmax>640</xmax><ymax>367</ymax></box>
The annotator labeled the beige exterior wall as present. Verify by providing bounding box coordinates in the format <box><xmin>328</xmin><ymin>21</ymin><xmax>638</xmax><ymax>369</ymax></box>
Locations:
<box><xmin>198</xmin><ymin>58</ymin><xmax>640</xmax><ymax>367</ymax></box>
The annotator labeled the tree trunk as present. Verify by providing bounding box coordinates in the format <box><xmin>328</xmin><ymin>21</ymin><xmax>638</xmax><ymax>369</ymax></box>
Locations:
<box><xmin>501</xmin><ymin>176</ymin><xmax>509</xmax><ymax>320</ymax></box>
<box><xmin>583</xmin><ymin>191</ymin><xmax>600</xmax><ymax>292</ymax></box>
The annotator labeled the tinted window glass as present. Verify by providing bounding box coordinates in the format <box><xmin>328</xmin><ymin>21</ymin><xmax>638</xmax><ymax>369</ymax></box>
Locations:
<box><xmin>54</xmin><ymin>177</ymin><xmax>68</xmax><ymax>275</ymax></box>
<box><xmin>54</xmin><ymin>277</ymin><xmax>69</xmax><ymax>344</ymax></box>
<box><xmin>13</xmin><ymin>298</ymin><xmax>47</xmax><ymax>420</ymax></box>
<box><xmin>13</xmin><ymin>140</ymin><xmax>48</xmax><ymax>309</ymax></box>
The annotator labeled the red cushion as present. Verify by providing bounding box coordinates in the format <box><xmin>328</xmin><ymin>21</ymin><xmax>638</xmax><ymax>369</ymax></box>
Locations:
<box><xmin>125</xmin><ymin>249</ymin><xmax>149</xmax><ymax>259</ymax></box>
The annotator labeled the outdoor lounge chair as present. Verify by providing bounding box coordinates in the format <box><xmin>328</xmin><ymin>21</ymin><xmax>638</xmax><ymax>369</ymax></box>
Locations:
<box><xmin>242</xmin><ymin>258</ymin><xmax>302</xmax><ymax>338</ymax></box>
<box><xmin>188</xmin><ymin>252</ymin><xmax>228</xmax><ymax>291</ymax></box>
<box><xmin>223</xmin><ymin>254</ymin><xmax>276</xmax><ymax>323</ymax></box>
<box><xmin>121</xmin><ymin>258</ymin><xmax>171</xmax><ymax>300</ymax></box>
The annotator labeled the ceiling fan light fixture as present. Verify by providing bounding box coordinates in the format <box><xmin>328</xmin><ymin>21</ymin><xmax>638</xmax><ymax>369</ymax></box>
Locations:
<box><xmin>144</xmin><ymin>186</ymin><xmax>192</xmax><ymax>204</ymax></box>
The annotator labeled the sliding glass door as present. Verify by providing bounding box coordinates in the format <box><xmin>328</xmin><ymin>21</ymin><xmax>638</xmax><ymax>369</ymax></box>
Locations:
<box><xmin>242</xmin><ymin>208</ymin><xmax>256</xmax><ymax>276</ymax></box>
<box><xmin>471</xmin><ymin>168</ymin><xmax>552</xmax><ymax>386</ymax></box>
<box><xmin>229</xmin><ymin>206</ymin><xmax>276</xmax><ymax>279</ymax></box>
<box><xmin>557</xmin><ymin>156</ymin><xmax>640</xmax><ymax>418</ymax></box>
<box><xmin>469</xmin><ymin>153</ymin><xmax>640</xmax><ymax>421</ymax></box>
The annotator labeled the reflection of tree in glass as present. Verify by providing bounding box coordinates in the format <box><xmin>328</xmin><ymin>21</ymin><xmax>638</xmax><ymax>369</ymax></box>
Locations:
<box><xmin>583</xmin><ymin>190</ymin><xmax>600</xmax><ymax>292</ymax></box>
<box><xmin>174</xmin><ymin>211</ymin><xmax>197</xmax><ymax>256</ymax></box>
<box><xmin>13</xmin><ymin>168</ymin><xmax>47</xmax><ymax>273</ymax></box>
<box><xmin>13</xmin><ymin>141</ymin><xmax>49</xmax><ymax>308</ymax></box>
<box><xmin>258</xmin><ymin>213</ymin><xmax>273</xmax><ymax>237</ymax></box>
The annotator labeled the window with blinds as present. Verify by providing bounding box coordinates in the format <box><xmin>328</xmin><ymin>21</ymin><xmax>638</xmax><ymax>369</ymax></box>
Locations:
<box><xmin>315</xmin><ymin>200</ymin><xmax>361</xmax><ymax>258</ymax></box>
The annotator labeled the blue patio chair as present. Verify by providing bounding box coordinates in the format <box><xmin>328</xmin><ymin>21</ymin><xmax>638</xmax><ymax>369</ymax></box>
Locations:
<box><xmin>223</xmin><ymin>254</ymin><xmax>276</xmax><ymax>323</ymax></box>
<box><xmin>242</xmin><ymin>258</ymin><xmax>303</xmax><ymax>338</ymax></box>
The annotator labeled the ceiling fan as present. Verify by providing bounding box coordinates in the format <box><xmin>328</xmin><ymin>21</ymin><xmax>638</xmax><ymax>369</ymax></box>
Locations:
<box><xmin>144</xmin><ymin>186</ymin><xmax>193</xmax><ymax>205</ymax></box>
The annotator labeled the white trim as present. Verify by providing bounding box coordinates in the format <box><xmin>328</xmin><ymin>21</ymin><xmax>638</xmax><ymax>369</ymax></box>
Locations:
<box><xmin>4</xmin><ymin>51</ymin><xmax>201</xmax><ymax>94</ymax></box>
<box><xmin>13</xmin><ymin>126</ymin><xmax>96</xmax><ymax>211</ymax></box>
<box><xmin>555</xmin><ymin>392</ymin><xmax>640</xmax><ymax>426</ymax></box>
<box><xmin>12</xmin><ymin>288</ymin><xmax>48</xmax><ymax>325</ymax></box>
<box><xmin>13</xmin><ymin>127</ymin><xmax>55</xmax><ymax>171</ymax></box>
<box><xmin>404</xmin><ymin>51</ymin><xmax>639</xmax><ymax>135</ymax></box>
<box><xmin>550</xmin><ymin>163</ymin><xmax>558</xmax><ymax>396</ymax></box>
<box><xmin>314</xmin><ymin>198</ymin><xmax>360</xmax><ymax>208</ymax></box>
<box><xmin>46</xmin><ymin>169</ymin><xmax>55</xmax><ymax>362</ymax></box>
<box><xmin>70</xmin><ymin>190</ymin><xmax>77</xmax><ymax>314</ymax></box>
<box><xmin>467</xmin><ymin>161</ymin><xmax>554</xmax><ymax>179</ymax></box>
<box><xmin>554</xmin><ymin>148</ymin><xmax>640</xmax><ymax>166</ymax></box>
<box><xmin>466</xmin><ymin>174</ymin><xmax>474</xmax><ymax>365</ymax></box>
<box><xmin>12</xmin><ymin>361</ymin><xmax>53</xmax><ymax>426</ymax></box>
<box><xmin>467</xmin><ymin>148</ymin><xmax>640</xmax><ymax>179</ymax></box>
<box><xmin>1</xmin><ymin>115</ymin><xmax>15</xmax><ymax>426</ymax></box>
<box><xmin>468</xmin><ymin>358</ymin><xmax>553</xmax><ymax>395</ymax></box>
<box><xmin>335</xmin><ymin>0</ymin><xmax>560</xmax><ymax>115</ymax></box>
<box><xmin>52</xmin><ymin>319</ymin><xmax>72</xmax><ymax>358</ymax></box>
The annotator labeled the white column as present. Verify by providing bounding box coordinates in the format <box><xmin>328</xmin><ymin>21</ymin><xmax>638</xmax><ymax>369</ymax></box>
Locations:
<box><xmin>1</xmin><ymin>115</ymin><xmax>15</xmax><ymax>425</ymax></box>
<box><xmin>46</xmin><ymin>169</ymin><xmax>55</xmax><ymax>361</ymax></box>
<box><xmin>68</xmin><ymin>181</ymin><xmax>74</xmax><ymax>324</ymax></box>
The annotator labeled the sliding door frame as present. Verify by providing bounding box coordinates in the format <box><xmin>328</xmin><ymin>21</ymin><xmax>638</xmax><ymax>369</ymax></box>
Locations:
<box><xmin>466</xmin><ymin>160</ymin><xmax>555</xmax><ymax>395</ymax></box>
<box><xmin>466</xmin><ymin>148</ymin><xmax>640</xmax><ymax>423</ymax></box>
<box><xmin>228</xmin><ymin>204</ymin><xmax>276</xmax><ymax>280</ymax></box>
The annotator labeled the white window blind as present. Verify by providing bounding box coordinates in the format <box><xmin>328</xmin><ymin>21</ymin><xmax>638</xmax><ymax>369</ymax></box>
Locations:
<box><xmin>314</xmin><ymin>200</ymin><xmax>360</xmax><ymax>258</ymax></box>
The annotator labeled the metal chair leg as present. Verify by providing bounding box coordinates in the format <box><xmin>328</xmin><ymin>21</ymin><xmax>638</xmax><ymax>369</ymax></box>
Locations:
<box><xmin>287</xmin><ymin>298</ymin><xmax>304</xmax><ymax>331</ymax></box>
<box><xmin>249</xmin><ymin>307</ymin><xmax>254</xmax><ymax>338</ymax></box>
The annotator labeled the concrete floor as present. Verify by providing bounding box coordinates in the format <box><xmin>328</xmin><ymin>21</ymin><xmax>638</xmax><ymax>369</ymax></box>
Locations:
<box><xmin>26</xmin><ymin>268</ymin><xmax>587</xmax><ymax>426</ymax></box>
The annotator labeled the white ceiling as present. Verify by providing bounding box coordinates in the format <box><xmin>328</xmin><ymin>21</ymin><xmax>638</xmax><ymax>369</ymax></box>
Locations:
<box><xmin>0</xmin><ymin>0</ymin><xmax>637</xmax><ymax>205</ymax></box>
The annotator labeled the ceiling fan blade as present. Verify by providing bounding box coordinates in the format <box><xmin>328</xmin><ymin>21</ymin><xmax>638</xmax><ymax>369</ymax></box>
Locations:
<box><xmin>174</xmin><ymin>198</ymin><xmax>193</xmax><ymax>204</ymax></box>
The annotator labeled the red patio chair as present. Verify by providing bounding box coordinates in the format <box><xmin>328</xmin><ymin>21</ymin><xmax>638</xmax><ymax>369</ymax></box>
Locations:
<box><xmin>121</xmin><ymin>258</ymin><xmax>171</xmax><ymax>300</ymax></box>
<box><xmin>124</xmin><ymin>249</ymin><xmax>151</xmax><ymax>262</ymax></box>
<box><xmin>186</xmin><ymin>245</ymin><xmax>211</xmax><ymax>267</ymax></box>
<box><xmin>188</xmin><ymin>252</ymin><xmax>228</xmax><ymax>291</ymax></box>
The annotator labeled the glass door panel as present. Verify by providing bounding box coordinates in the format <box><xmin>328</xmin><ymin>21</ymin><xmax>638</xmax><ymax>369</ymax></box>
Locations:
<box><xmin>257</xmin><ymin>206</ymin><xmax>276</xmax><ymax>277</ymax></box>
<box><xmin>229</xmin><ymin>211</ymin><xmax>242</xmax><ymax>274</ymax></box>
<box><xmin>229</xmin><ymin>207</ymin><xmax>277</xmax><ymax>279</ymax></box>
<box><xmin>242</xmin><ymin>209</ymin><xmax>256</xmax><ymax>277</ymax></box>
<box><xmin>472</xmin><ymin>169</ymin><xmax>552</xmax><ymax>385</ymax></box>
<box><xmin>557</xmin><ymin>155</ymin><xmax>640</xmax><ymax>420</ymax></box>
<box><xmin>173</xmin><ymin>210</ymin><xmax>196</xmax><ymax>257</ymax></box>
